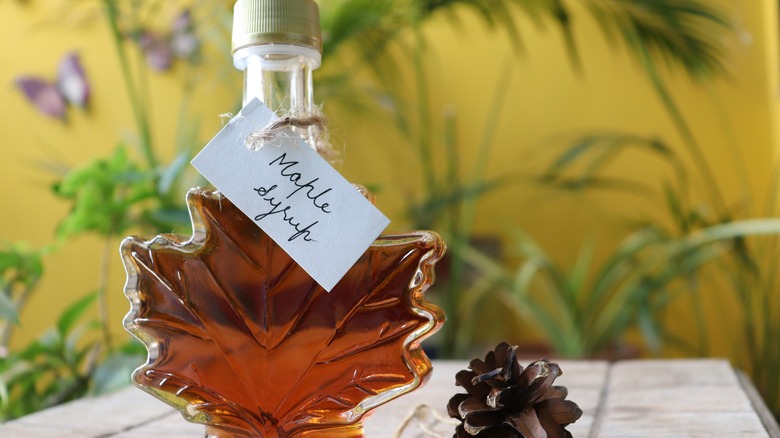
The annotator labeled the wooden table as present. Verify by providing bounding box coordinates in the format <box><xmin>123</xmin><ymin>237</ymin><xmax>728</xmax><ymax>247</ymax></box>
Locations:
<box><xmin>1</xmin><ymin>359</ymin><xmax>778</xmax><ymax>437</ymax></box>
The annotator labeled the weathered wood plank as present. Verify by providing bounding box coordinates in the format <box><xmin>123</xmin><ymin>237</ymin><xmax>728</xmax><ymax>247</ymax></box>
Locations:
<box><xmin>605</xmin><ymin>385</ymin><xmax>755</xmax><ymax>413</ymax></box>
<box><xmin>608</xmin><ymin>359</ymin><xmax>739</xmax><ymax>388</ymax></box>
<box><xmin>1</xmin><ymin>359</ymin><xmax>771</xmax><ymax>437</ymax></box>
<box><xmin>553</xmin><ymin>360</ymin><xmax>610</xmax><ymax>438</ymax></box>
<box><xmin>596</xmin><ymin>412</ymin><xmax>769</xmax><ymax>437</ymax></box>
<box><xmin>110</xmin><ymin>412</ymin><xmax>204</xmax><ymax>438</ymax></box>
<box><xmin>0</xmin><ymin>386</ymin><xmax>172</xmax><ymax>437</ymax></box>
<box><xmin>0</xmin><ymin>423</ymin><xmax>94</xmax><ymax>438</ymax></box>
<box><xmin>593</xmin><ymin>359</ymin><xmax>770</xmax><ymax>438</ymax></box>
<box><xmin>737</xmin><ymin>370</ymin><xmax>780</xmax><ymax>438</ymax></box>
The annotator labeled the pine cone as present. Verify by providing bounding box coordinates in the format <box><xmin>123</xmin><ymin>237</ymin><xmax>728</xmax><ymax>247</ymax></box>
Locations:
<box><xmin>447</xmin><ymin>342</ymin><xmax>582</xmax><ymax>438</ymax></box>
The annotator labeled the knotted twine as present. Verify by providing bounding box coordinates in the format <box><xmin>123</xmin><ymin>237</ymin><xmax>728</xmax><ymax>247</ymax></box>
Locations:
<box><xmin>243</xmin><ymin>111</ymin><xmax>339</xmax><ymax>163</ymax></box>
<box><xmin>394</xmin><ymin>404</ymin><xmax>460</xmax><ymax>437</ymax></box>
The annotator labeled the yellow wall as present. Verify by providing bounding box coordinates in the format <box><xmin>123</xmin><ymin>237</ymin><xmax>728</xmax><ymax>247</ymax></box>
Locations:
<box><xmin>0</xmin><ymin>2</ymin><xmax>236</xmax><ymax>346</ymax></box>
<box><xmin>337</xmin><ymin>0</ymin><xmax>780</xmax><ymax>355</ymax></box>
<box><xmin>0</xmin><ymin>1</ymin><xmax>777</xmax><ymax>353</ymax></box>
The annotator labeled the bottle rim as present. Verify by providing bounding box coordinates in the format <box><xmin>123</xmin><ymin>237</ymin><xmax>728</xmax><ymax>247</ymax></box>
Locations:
<box><xmin>233</xmin><ymin>44</ymin><xmax>322</xmax><ymax>70</ymax></box>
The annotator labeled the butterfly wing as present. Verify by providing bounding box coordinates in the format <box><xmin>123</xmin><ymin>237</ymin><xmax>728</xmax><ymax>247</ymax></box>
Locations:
<box><xmin>57</xmin><ymin>52</ymin><xmax>90</xmax><ymax>108</ymax></box>
<box><xmin>170</xmin><ymin>9</ymin><xmax>199</xmax><ymax>60</ymax></box>
<box><xmin>15</xmin><ymin>76</ymin><xmax>66</xmax><ymax>120</ymax></box>
<box><xmin>139</xmin><ymin>32</ymin><xmax>173</xmax><ymax>71</ymax></box>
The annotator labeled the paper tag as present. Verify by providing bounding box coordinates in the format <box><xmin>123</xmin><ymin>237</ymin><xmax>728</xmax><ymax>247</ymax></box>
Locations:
<box><xmin>191</xmin><ymin>98</ymin><xmax>390</xmax><ymax>291</ymax></box>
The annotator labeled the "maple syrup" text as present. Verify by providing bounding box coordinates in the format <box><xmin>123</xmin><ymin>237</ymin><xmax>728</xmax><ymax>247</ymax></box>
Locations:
<box><xmin>269</xmin><ymin>153</ymin><xmax>333</xmax><ymax>214</ymax></box>
<box><xmin>253</xmin><ymin>184</ymin><xmax>319</xmax><ymax>243</ymax></box>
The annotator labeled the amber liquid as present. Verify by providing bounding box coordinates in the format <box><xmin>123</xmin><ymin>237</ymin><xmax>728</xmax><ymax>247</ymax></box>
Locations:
<box><xmin>122</xmin><ymin>188</ymin><xmax>444</xmax><ymax>437</ymax></box>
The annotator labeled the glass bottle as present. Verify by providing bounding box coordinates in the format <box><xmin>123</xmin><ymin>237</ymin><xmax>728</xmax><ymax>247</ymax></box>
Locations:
<box><xmin>120</xmin><ymin>1</ymin><xmax>445</xmax><ymax>437</ymax></box>
<box><xmin>233</xmin><ymin>0</ymin><xmax>320</xmax><ymax>143</ymax></box>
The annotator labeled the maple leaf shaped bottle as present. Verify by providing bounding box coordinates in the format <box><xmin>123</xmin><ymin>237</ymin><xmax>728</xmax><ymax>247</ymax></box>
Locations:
<box><xmin>120</xmin><ymin>1</ymin><xmax>445</xmax><ymax>437</ymax></box>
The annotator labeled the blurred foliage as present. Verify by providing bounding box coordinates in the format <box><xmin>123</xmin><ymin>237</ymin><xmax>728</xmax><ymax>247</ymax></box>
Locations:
<box><xmin>54</xmin><ymin>145</ymin><xmax>157</xmax><ymax>239</ymax></box>
<box><xmin>0</xmin><ymin>305</ymin><xmax>145</xmax><ymax>421</ymax></box>
<box><xmin>0</xmin><ymin>255</ymin><xmax>144</xmax><ymax>421</ymax></box>
<box><xmin>0</xmin><ymin>293</ymin><xmax>98</xmax><ymax>420</ymax></box>
<box><xmin>740</xmin><ymin>233</ymin><xmax>780</xmax><ymax>420</ymax></box>
<box><xmin>0</xmin><ymin>244</ymin><xmax>44</xmax><ymax>348</ymax></box>
<box><xmin>465</xmin><ymin>218</ymin><xmax>780</xmax><ymax>360</ymax></box>
<box><xmin>350</xmin><ymin>0</ymin><xmax>733</xmax><ymax>358</ymax></box>
<box><xmin>316</xmin><ymin>0</ymin><xmax>731</xmax><ymax>111</ymax></box>
<box><xmin>534</xmin><ymin>127</ymin><xmax>780</xmax><ymax>418</ymax></box>
<box><xmin>8</xmin><ymin>0</ymin><xmax>767</xmax><ymax>423</ymax></box>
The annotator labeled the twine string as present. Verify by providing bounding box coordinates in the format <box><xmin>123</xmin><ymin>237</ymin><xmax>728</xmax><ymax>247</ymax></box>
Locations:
<box><xmin>394</xmin><ymin>404</ymin><xmax>460</xmax><ymax>438</ymax></box>
<box><xmin>245</xmin><ymin>114</ymin><xmax>336</xmax><ymax>162</ymax></box>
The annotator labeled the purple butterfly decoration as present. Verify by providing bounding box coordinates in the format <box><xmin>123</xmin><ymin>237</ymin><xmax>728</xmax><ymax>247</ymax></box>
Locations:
<box><xmin>136</xmin><ymin>9</ymin><xmax>200</xmax><ymax>72</ymax></box>
<box><xmin>15</xmin><ymin>52</ymin><xmax>90</xmax><ymax>121</ymax></box>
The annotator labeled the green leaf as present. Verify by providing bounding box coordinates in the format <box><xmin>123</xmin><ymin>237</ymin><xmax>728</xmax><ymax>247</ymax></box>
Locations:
<box><xmin>0</xmin><ymin>244</ymin><xmax>44</xmax><ymax>287</ymax></box>
<box><xmin>142</xmin><ymin>207</ymin><xmax>191</xmax><ymax>232</ymax></box>
<box><xmin>53</xmin><ymin>143</ymin><xmax>155</xmax><ymax>239</ymax></box>
<box><xmin>0</xmin><ymin>292</ymin><xmax>18</xmax><ymax>324</ymax></box>
<box><xmin>117</xmin><ymin>338</ymin><xmax>146</xmax><ymax>356</ymax></box>
<box><xmin>406</xmin><ymin>176</ymin><xmax>508</xmax><ymax>229</ymax></box>
<box><xmin>569</xmin><ymin>239</ymin><xmax>596</xmax><ymax>303</ymax></box>
<box><xmin>542</xmin><ymin>133</ymin><xmax>677</xmax><ymax>193</ymax></box>
<box><xmin>0</xmin><ymin>377</ymin><xmax>9</xmax><ymax>415</ymax></box>
<box><xmin>675</xmin><ymin>219</ymin><xmax>780</xmax><ymax>253</ymax></box>
<box><xmin>90</xmin><ymin>353</ymin><xmax>143</xmax><ymax>395</ymax></box>
<box><xmin>18</xmin><ymin>339</ymin><xmax>55</xmax><ymax>360</ymax></box>
<box><xmin>108</xmin><ymin>144</ymin><xmax>129</xmax><ymax>171</ymax></box>
<box><xmin>0</xmin><ymin>251</ymin><xmax>22</xmax><ymax>271</ymax></box>
<box><xmin>57</xmin><ymin>293</ymin><xmax>97</xmax><ymax>337</ymax></box>
<box><xmin>54</xmin><ymin>164</ymin><xmax>101</xmax><ymax>197</ymax></box>
<box><xmin>157</xmin><ymin>152</ymin><xmax>190</xmax><ymax>195</ymax></box>
<box><xmin>583</xmin><ymin>0</ymin><xmax>731</xmax><ymax>79</ymax></box>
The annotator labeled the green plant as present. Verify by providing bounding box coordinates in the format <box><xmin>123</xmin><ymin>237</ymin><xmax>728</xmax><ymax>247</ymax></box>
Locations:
<box><xmin>0</xmin><ymin>301</ymin><xmax>145</xmax><ymax>421</ymax></box>
<box><xmin>323</xmin><ymin>0</ymin><xmax>732</xmax><ymax>358</ymax></box>
<box><xmin>462</xmin><ymin>218</ymin><xmax>780</xmax><ymax>359</ymax></box>
<box><xmin>0</xmin><ymin>244</ymin><xmax>44</xmax><ymax>351</ymax></box>
<box><xmin>5</xmin><ymin>0</ymin><xmax>738</xmax><ymax>420</ymax></box>
<box><xmin>0</xmin><ymin>255</ymin><xmax>143</xmax><ymax>421</ymax></box>
<box><xmin>0</xmin><ymin>293</ymin><xmax>99</xmax><ymax>420</ymax></box>
<box><xmin>0</xmin><ymin>1</ymin><xmax>214</xmax><ymax>420</ymax></box>
<box><xmin>738</xmin><ymin>234</ymin><xmax>780</xmax><ymax>420</ymax></box>
<box><xmin>462</xmin><ymin>229</ymin><xmax>663</xmax><ymax>358</ymax></box>
<box><xmin>538</xmin><ymin>121</ymin><xmax>780</xmax><ymax>416</ymax></box>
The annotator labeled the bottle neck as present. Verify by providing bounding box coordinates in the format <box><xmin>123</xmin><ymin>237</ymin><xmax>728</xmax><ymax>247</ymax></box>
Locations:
<box><xmin>235</xmin><ymin>45</ymin><xmax>319</xmax><ymax>112</ymax></box>
<box><xmin>235</xmin><ymin>45</ymin><xmax>320</xmax><ymax>146</ymax></box>
<box><xmin>243</xmin><ymin>54</ymin><xmax>315</xmax><ymax>111</ymax></box>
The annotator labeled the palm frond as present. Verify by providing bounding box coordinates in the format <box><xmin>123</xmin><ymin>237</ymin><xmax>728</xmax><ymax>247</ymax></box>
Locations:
<box><xmin>318</xmin><ymin>0</ymin><xmax>578</xmax><ymax>95</ymax></box>
<box><xmin>319</xmin><ymin>0</ymin><xmax>730</xmax><ymax>98</ymax></box>
<box><xmin>583</xmin><ymin>0</ymin><xmax>731</xmax><ymax>79</ymax></box>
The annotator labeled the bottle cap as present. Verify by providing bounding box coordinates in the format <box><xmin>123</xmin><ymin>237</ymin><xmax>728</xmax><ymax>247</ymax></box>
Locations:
<box><xmin>232</xmin><ymin>0</ymin><xmax>322</xmax><ymax>54</ymax></box>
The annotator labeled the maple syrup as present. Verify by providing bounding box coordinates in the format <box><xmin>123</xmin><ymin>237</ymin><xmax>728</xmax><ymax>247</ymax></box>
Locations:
<box><xmin>121</xmin><ymin>1</ymin><xmax>445</xmax><ymax>435</ymax></box>
<box><xmin>123</xmin><ymin>189</ymin><xmax>444</xmax><ymax>437</ymax></box>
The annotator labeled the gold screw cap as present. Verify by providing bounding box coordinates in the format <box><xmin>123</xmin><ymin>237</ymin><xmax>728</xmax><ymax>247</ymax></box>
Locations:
<box><xmin>232</xmin><ymin>0</ymin><xmax>322</xmax><ymax>54</ymax></box>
